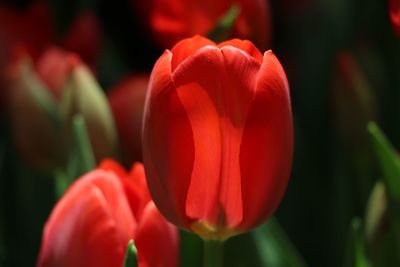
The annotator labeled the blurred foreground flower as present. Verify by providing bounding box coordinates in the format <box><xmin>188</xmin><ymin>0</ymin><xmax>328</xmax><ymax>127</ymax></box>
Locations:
<box><xmin>133</xmin><ymin>0</ymin><xmax>271</xmax><ymax>49</ymax></box>
<box><xmin>390</xmin><ymin>0</ymin><xmax>400</xmax><ymax>36</ymax></box>
<box><xmin>7</xmin><ymin>47</ymin><xmax>116</xmax><ymax>170</ymax></box>
<box><xmin>143</xmin><ymin>36</ymin><xmax>293</xmax><ymax>241</ymax></box>
<box><xmin>108</xmin><ymin>74</ymin><xmax>149</xmax><ymax>165</ymax></box>
<box><xmin>37</xmin><ymin>160</ymin><xmax>179</xmax><ymax>267</ymax></box>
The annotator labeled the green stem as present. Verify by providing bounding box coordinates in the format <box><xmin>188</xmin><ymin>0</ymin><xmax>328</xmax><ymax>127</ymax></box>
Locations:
<box><xmin>204</xmin><ymin>240</ymin><xmax>223</xmax><ymax>267</ymax></box>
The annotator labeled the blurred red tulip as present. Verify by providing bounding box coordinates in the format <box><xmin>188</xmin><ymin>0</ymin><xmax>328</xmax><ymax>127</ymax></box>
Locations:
<box><xmin>0</xmin><ymin>2</ymin><xmax>53</xmax><ymax>109</ymax></box>
<box><xmin>0</xmin><ymin>2</ymin><xmax>102</xmax><ymax>111</ymax></box>
<box><xmin>134</xmin><ymin>0</ymin><xmax>271</xmax><ymax>49</ymax></box>
<box><xmin>390</xmin><ymin>0</ymin><xmax>400</xmax><ymax>36</ymax></box>
<box><xmin>37</xmin><ymin>160</ymin><xmax>179</xmax><ymax>267</ymax></box>
<box><xmin>108</xmin><ymin>74</ymin><xmax>149</xmax><ymax>165</ymax></box>
<box><xmin>62</xmin><ymin>12</ymin><xmax>103</xmax><ymax>66</ymax></box>
<box><xmin>7</xmin><ymin>47</ymin><xmax>117</xmax><ymax>170</ymax></box>
<box><xmin>142</xmin><ymin>36</ymin><xmax>293</xmax><ymax>240</ymax></box>
<box><xmin>0</xmin><ymin>2</ymin><xmax>53</xmax><ymax>61</ymax></box>
<box><xmin>0</xmin><ymin>2</ymin><xmax>101</xmax><ymax>67</ymax></box>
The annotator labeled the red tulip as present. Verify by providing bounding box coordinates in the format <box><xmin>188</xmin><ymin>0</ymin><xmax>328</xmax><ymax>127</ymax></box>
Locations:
<box><xmin>0</xmin><ymin>2</ymin><xmax>53</xmax><ymax>61</ymax></box>
<box><xmin>134</xmin><ymin>0</ymin><xmax>271</xmax><ymax>49</ymax></box>
<box><xmin>0</xmin><ymin>2</ymin><xmax>101</xmax><ymax>67</ymax></box>
<box><xmin>37</xmin><ymin>160</ymin><xmax>179</xmax><ymax>267</ymax></box>
<box><xmin>142</xmin><ymin>36</ymin><xmax>293</xmax><ymax>240</ymax></box>
<box><xmin>0</xmin><ymin>3</ymin><xmax>102</xmax><ymax>111</ymax></box>
<box><xmin>7</xmin><ymin>47</ymin><xmax>117</xmax><ymax>170</ymax></box>
<box><xmin>0</xmin><ymin>2</ymin><xmax>53</xmax><ymax>109</ymax></box>
<box><xmin>108</xmin><ymin>74</ymin><xmax>149</xmax><ymax>165</ymax></box>
<box><xmin>390</xmin><ymin>0</ymin><xmax>400</xmax><ymax>36</ymax></box>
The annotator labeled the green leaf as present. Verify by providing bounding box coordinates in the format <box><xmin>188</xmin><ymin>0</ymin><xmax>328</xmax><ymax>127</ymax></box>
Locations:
<box><xmin>71</xmin><ymin>114</ymin><xmax>96</xmax><ymax>171</ymax></box>
<box><xmin>63</xmin><ymin>114</ymin><xmax>96</xmax><ymax>192</ymax></box>
<box><xmin>367</xmin><ymin>122</ymin><xmax>400</xmax><ymax>202</ymax></box>
<box><xmin>124</xmin><ymin>240</ymin><xmax>138</xmax><ymax>267</ymax></box>
<box><xmin>208</xmin><ymin>4</ymin><xmax>240</xmax><ymax>43</ymax></box>
<box><xmin>252</xmin><ymin>217</ymin><xmax>308</xmax><ymax>267</ymax></box>
<box><xmin>345</xmin><ymin>218</ymin><xmax>370</xmax><ymax>267</ymax></box>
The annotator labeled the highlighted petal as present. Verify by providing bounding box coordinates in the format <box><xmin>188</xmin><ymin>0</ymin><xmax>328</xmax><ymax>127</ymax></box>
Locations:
<box><xmin>173</xmin><ymin>45</ymin><xmax>260</xmax><ymax>230</ymax></box>
<box><xmin>171</xmin><ymin>35</ymin><xmax>215</xmax><ymax>71</ymax></box>
<box><xmin>218</xmin><ymin>39</ymin><xmax>263</xmax><ymax>63</ymax></box>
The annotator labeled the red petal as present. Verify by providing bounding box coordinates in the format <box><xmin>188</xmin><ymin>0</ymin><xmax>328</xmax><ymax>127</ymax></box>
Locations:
<box><xmin>126</xmin><ymin>163</ymin><xmax>152</xmax><ymax>220</ymax></box>
<box><xmin>171</xmin><ymin>35</ymin><xmax>215</xmax><ymax>71</ymax></box>
<box><xmin>35</xmin><ymin>47</ymin><xmax>80</xmax><ymax>101</ymax></box>
<box><xmin>172</xmin><ymin>45</ymin><xmax>261</xmax><ymax>229</ymax></box>
<box><xmin>37</xmin><ymin>170</ymin><xmax>135</xmax><ymax>267</ymax></box>
<box><xmin>135</xmin><ymin>202</ymin><xmax>179</xmax><ymax>267</ymax></box>
<box><xmin>239</xmin><ymin>50</ymin><xmax>293</xmax><ymax>229</ymax></box>
<box><xmin>142</xmin><ymin>50</ymin><xmax>194</xmax><ymax>228</ymax></box>
<box><xmin>218</xmin><ymin>39</ymin><xmax>263</xmax><ymax>63</ymax></box>
<box><xmin>99</xmin><ymin>159</ymin><xmax>128</xmax><ymax>178</ymax></box>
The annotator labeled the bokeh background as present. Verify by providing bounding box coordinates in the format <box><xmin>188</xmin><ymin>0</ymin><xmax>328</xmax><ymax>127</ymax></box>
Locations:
<box><xmin>1</xmin><ymin>0</ymin><xmax>400</xmax><ymax>266</ymax></box>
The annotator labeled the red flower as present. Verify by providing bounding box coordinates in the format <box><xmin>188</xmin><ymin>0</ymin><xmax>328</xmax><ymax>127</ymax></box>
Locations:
<box><xmin>134</xmin><ymin>0</ymin><xmax>271</xmax><ymax>49</ymax></box>
<box><xmin>0</xmin><ymin>2</ymin><xmax>102</xmax><ymax>110</ymax></box>
<box><xmin>7</xmin><ymin>47</ymin><xmax>117</xmax><ymax>170</ymax></box>
<box><xmin>37</xmin><ymin>160</ymin><xmax>179</xmax><ymax>267</ymax></box>
<box><xmin>142</xmin><ymin>36</ymin><xmax>293</xmax><ymax>240</ymax></box>
<box><xmin>0</xmin><ymin>2</ymin><xmax>101</xmax><ymax>67</ymax></box>
<box><xmin>390</xmin><ymin>0</ymin><xmax>400</xmax><ymax>36</ymax></box>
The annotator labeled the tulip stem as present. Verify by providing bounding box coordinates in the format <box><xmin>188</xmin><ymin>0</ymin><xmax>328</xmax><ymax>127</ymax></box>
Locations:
<box><xmin>204</xmin><ymin>240</ymin><xmax>223</xmax><ymax>267</ymax></box>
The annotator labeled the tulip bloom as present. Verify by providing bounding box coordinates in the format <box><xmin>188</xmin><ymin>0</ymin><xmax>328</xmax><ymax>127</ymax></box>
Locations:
<box><xmin>108</xmin><ymin>74</ymin><xmax>149</xmax><ymax>165</ymax></box>
<box><xmin>134</xmin><ymin>0</ymin><xmax>271</xmax><ymax>49</ymax></box>
<box><xmin>142</xmin><ymin>36</ymin><xmax>293</xmax><ymax>240</ymax></box>
<box><xmin>37</xmin><ymin>160</ymin><xmax>179</xmax><ymax>267</ymax></box>
<box><xmin>390</xmin><ymin>0</ymin><xmax>400</xmax><ymax>36</ymax></box>
<box><xmin>7</xmin><ymin>47</ymin><xmax>116</xmax><ymax>170</ymax></box>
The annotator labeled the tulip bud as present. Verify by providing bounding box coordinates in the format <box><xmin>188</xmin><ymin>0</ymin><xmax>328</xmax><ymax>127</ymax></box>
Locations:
<box><xmin>108</xmin><ymin>74</ymin><xmax>149</xmax><ymax>165</ymax></box>
<box><xmin>7</xmin><ymin>47</ymin><xmax>117</xmax><ymax>171</ymax></box>
<box><xmin>133</xmin><ymin>0</ymin><xmax>271</xmax><ymax>49</ymax></box>
<box><xmin>63</xmin><ymin>58</ymin><xmax>118</xmax><ymax>163</ymax></box>
<box><xmin>37</xmin><ymin>160</ymin><xmax>179</xmax><ymax>267</ymax></box>
<box><xmin>142</xmin><ymin>36</ymin><xmax>293</xmax><ymax>241</ymax></box>
<box><xmin>390</xmin><ymin>0</ymin><xmax>400</xmax><ymax>36</ymax></box>
<box><xmin>7</xmin><ymin>50</ymin><xmax>66</xmax><ymax>169</ymax></box>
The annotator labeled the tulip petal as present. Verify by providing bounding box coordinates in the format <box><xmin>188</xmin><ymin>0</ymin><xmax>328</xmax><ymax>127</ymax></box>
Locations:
<box><xmin>126</xmin><ymin>163</ymin><xmax>153</xmax><ymax>220</ymax></box>
<box><xmin>172</xmin><ymin>45</ymin><xmax>260</xmax><ymax>230</ymax></box>
<box><xmin>142</xmin><ymin>50</ymin><xmax>194</xmax><ymax>228</ymax></box>
<box><xmin>35</xmin><ymin>47</ymin><xmax>80</xmax><ymax>101</ymax></box>
<box><xmin>239</xmin><ymin>51</ymin><xmax>293</xmax><ymax>229</ymax></box>
<box><xmin>135</xmin><ymin>202</ymin><xmax>179</xmax><ymax>267</ymax></box>
<box><xmin>171</xmin><ymin>35</ymin><xmax>215</xmax><ymax>71</ymax></box>
<box><xmin>37</xmin><ymin>170</ymin><xmax>135</xmax><ymax>267</ymax></box>
<box><xmin>218</xmin><ymin>39</ymin><xmax>263</xmax><ymax>63</ymax></box>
